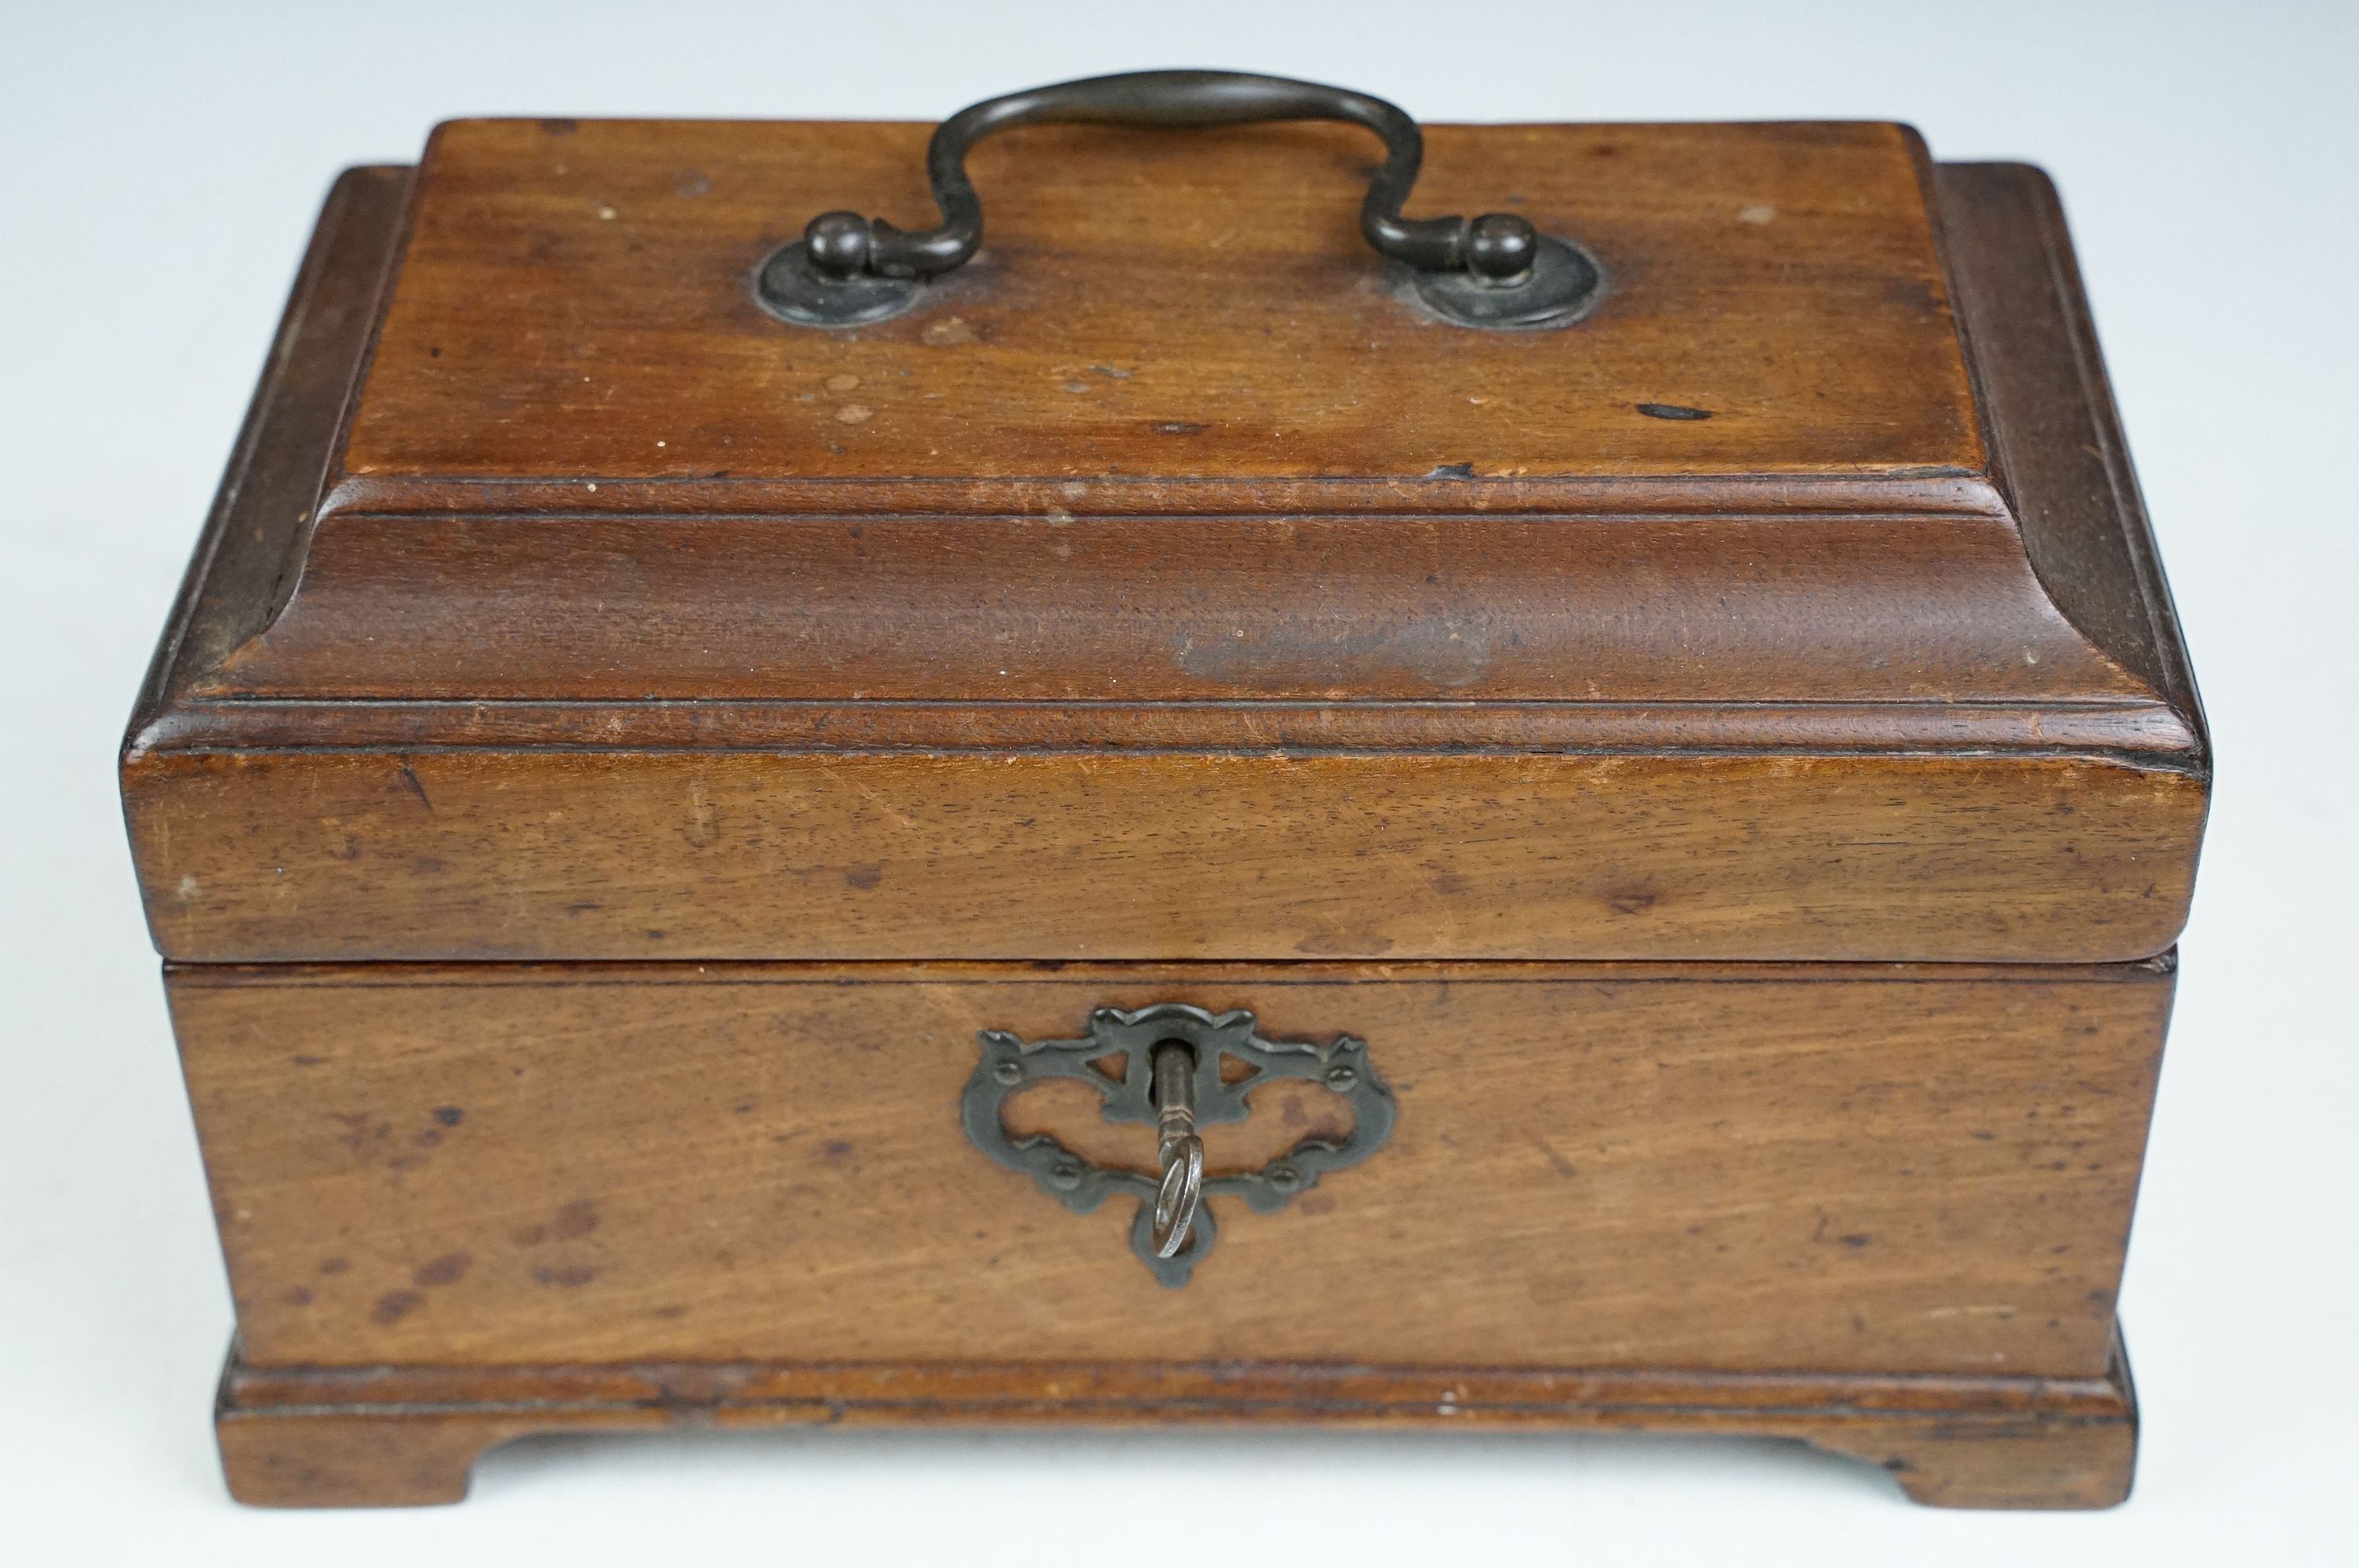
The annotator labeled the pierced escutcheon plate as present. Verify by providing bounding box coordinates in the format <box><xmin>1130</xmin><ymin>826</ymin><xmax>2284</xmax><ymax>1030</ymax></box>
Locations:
<box><xmin>961</xmin><ymin>1003</ymin><xmax>1397</xmax><ymax>1287</ymax></box>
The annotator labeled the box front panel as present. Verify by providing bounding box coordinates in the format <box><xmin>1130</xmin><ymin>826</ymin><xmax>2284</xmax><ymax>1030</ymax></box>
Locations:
<box><xmin>172</xmin><ymin>960</ymin><xmax>2167</xmax><ymax>1378</ymax></box>
<box><xmin>130</xmin><ymin>751</ymin><xmax>2205</xmax><ymax>964</ymax></box>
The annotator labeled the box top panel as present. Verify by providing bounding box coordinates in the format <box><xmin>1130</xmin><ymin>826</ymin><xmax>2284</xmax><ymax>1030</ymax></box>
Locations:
<box><xmin>324</xmin><ymin>117</ymin><xmax>1994</xmax><ymax>519</ymax></box>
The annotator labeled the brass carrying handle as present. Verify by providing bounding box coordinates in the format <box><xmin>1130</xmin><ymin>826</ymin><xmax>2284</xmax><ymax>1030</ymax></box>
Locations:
<box><xmin>754</xmin><ymin>69</ymin><xmax>1602</xmax><ymax>331</ymax></box>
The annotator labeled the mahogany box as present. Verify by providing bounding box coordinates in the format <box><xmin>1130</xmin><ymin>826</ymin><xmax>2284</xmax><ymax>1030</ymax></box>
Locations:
<box><xmin>122</xmin><ymin>72</ymin><xmax>2207</xmax><ymax>1508</ymax></box>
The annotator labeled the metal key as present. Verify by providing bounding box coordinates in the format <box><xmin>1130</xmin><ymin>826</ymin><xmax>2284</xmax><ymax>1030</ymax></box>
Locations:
<box><xmin>1149</xmin><ymin>1041</ymin><xmax>1205</xmax><ymax>1258</ymax></box>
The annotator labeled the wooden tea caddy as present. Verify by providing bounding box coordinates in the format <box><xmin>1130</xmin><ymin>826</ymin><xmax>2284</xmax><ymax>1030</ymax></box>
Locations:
<box><xmin>122</xmin><ymin>72</ymin><xmax>2207</xmax><ymax>1508</ymax></box>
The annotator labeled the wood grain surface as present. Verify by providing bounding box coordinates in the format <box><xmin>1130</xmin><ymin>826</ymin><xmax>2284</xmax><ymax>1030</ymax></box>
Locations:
<box><xmin>173</xmin><ymin>959</ymin><xmax>2170</xmax><ymax>1376</ymax></box>
<box><xmin>130</xmin><ymin>751</ymin><xmax>2202</xmax><ymax>963</ymax></box>
<box><xmin>333</xmin><ymin>118</ymin><xmax>1988</xmax><ymax>514</ymax></box>
<box><xmin>120</xmin><ymin>150</ymin><xmax>2208</xmax><ymax>967</ymax></box>
<box><xmin>193</xmin><ymin>508</ymin><xmax>2157</xmax><ymax>705</ymax></box>
<box><xmin>129</xmin><ymin>154</ymin><xmax>2200</xmax><ymax>732</ymax></box>
<box><xmin>125</xmin><ymin>134</ymin><xmax>2203</xmax><ymax>1515</ymax></box>
<box><xmin>213</xmin><ymin>1341</ymin><xmax>2139</xmax><ymax>1509</ymax></box>
<box><xmin>1938</xmin><ymin>162</ymin><xmax>2203</xmax><ymax>717</ymax></box>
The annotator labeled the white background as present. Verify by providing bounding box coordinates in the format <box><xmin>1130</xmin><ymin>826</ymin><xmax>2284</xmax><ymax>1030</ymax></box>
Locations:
<box><xmin>3</xmin><ymin>1</ymin><xmax>2353</xmax><ymax>1561</ymax></box>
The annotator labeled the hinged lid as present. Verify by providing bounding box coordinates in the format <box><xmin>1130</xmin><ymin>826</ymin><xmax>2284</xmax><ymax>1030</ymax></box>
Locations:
<box><xmin>337</xmin><ymin>116</ymin><xmax>1987</xmax><ymax>517</ymax></box>
<box><xmin>125</xmin><ymin>83</ymin><xmax>2206</xmax><ymax>966</ymax></box>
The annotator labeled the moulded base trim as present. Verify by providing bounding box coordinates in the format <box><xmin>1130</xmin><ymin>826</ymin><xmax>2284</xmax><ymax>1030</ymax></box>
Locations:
<box><xmin>216</xmin><ymin>1327</ymin><xmax>2136</xmax><ymax>1509</ymax></box>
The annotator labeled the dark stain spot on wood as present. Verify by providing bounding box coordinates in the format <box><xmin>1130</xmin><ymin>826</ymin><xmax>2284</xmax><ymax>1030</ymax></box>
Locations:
<box><xmin>1635</xmin><ymin>402</ymin><xmax>1712</xmax><ymax>421</ymax></box>
<box><xmin>283</xmin><ymin>1286</ymin><xmax>314</xmax><ymax>1307</ymax></box>
<box><xmin>1606</xmin><ymin>887</ymin><xmax>1659</xmax><ymax>915</ymax></box>
<box><xmin>1427</xmin><ymin>461</ymin><xmax>1475</xmax><ymax>478</ymax></box>
<box><xmin>414</xmin><ymin>1250</ymin><xmax>474</xmax><ymax>1287</ymax></box>
<box><xmin>652</xmin><ymin>1304</ymin><xmax>689</xmax><ymax>1319</ymax></box>
<box><xmin>823</xmin><ymin>1139</ymin><xmax>856</xmax><ymax>1167</ymax></box>
<box><xmin>1151</xmin><ymin>421</ymin><xmax>1207</xmax><ymax>434</ymax></box>
<box><xmin>395</xmin><ymin>759</ymin><xmax>434</xmax><ymax>814</ymax></box>
<box><xmin>844</xmin><ymin>862</ymin><xmax>885</xmax><ymax>891</ymax></box>
<box><xmin>533</xmin><ymin>1265</ymin><xmax>598</xmax><ymax>1288</ymax></box>
<box><xmin>433</xmin><ymin>1106</ymin><xmax>465</xmax><ymax>1127</ymax></box>
<box><xmin>551</xmin><ymin>1200</ymin><xmax>600</xmax><ymax>1240</ymax></box>
<box><xmin>1530</xmin><ymin>1135</ymin><xmax>1579</xmax><ymax>1178</ymax></box>
<box><xmin>427</xmin><ymin>345</ymin><xmax>442</xmax><ymax>359</ymax></box>
<box><xmin>517</xmin><ymin>1200</ymin><xmax>601</xmax><ymax>1247</ymax></box>
<box><xmin>318</xmin><ymin>1256</ymin><xmax>350</xmax><ymax>1276</ymax></box>
<box><xmin>1880</xmin><ymin>276</ymin><xmax>1939</xmax><ymax>313</ymax></box>
<box><xmin>373</xmin><ymin>1290</ymin><xmax>424</xmax><ymax>1325</ymax></box>
<box><xmin>1841</xmin><ymin>1233</ymin><xmax>1872</xmax><ymax>1249</ymax></box>
<box><xmin>331</xmin><ymin>1112</ymin><xmax>391</xmax><ymax>1153</ymax></box>
<box><xmin>1429</xmin><ymin>870</ymin><xmax>1469</xmax><ymax>897</ymax></box>
<box><xmin>540</xmin><ymin>118</ymin><xmax>579</xmax><ymax>135</ymax></box>
<box><xmin>289</xmin><ymin>1054</ymin><xmax>326</xmax><ymax>1067</ymax></box>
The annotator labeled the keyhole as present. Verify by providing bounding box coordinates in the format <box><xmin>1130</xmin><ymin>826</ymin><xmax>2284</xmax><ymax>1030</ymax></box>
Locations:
<box><xmin>1149</xmin><ymin>1040</ymin><xmax>1195</xmax><ymax>1110</ymax></box>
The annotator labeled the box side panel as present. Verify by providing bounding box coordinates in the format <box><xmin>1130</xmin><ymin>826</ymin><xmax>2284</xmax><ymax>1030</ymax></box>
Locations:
<box><xmin>1939</xmin><ymin>162</ymin><xmax>2206</xmax><ymax>743</ymax></box>
<box><xmin>170</xmin><ymin>960</ymin><xmax>2171</xmax><ymax>1378</ymax></box>
<box><xmin>122</xmin><ymin>165</ymin><xmax>412</xmax><ymax>735</ymax></box>
<box><xmin>119</xmin><ymin>164</ymin><xmax>412</xmax><ymax>956</ymax></box>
